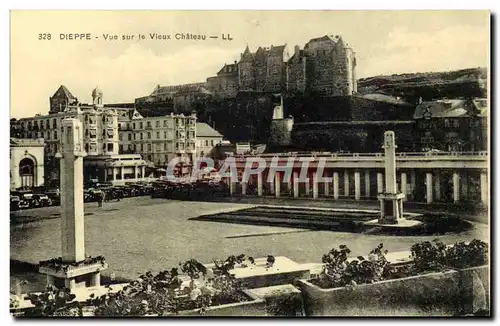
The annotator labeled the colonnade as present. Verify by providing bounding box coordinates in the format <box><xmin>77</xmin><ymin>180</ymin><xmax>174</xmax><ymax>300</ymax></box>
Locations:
<box><xmin>226</xmin><ymin>168</ymin><xmax>488</xmax><ymax>205</ymax></box>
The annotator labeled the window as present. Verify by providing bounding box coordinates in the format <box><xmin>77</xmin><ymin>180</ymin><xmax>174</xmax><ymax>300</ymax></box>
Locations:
<box><xmin>164</xmin><ymin>143</ymin><xmax>167</xmax><ymax>150</ymax></box>
<box><xmin>156</xmin><ymin>121</ymin><xmax>160</xmax><ymax>128</ymax></box>
<box><xmin>148</xmin><ymin>144</ymin><xmax>152</xmax><ymax>151</ymax></box>
<box><xmin>211</xmin><ymin>140</ymin><xmax>215</xmax><ymax>146</ymax></box>
<box><xmin>164</xmin><ymin>131</ymin><xmax>167</xmax><ymax>138</ymax></box>
<box><xmin>52</xmin><ymin>119</ymin><xmax>57</xmax><ymax>128</ymax></box>
<box><xmin>119</xmin><ymin>145</ymin><xmax>123</xmax><ymax>153</ymax></box>
<box><xmin>128</xmin><ymin>134</ymin><xmax>132</xmax><ymax>141</ymax></box>
<box><xmin>453</xmin><ymin>119</ymin><xmax>460</xmax><ymax>128</ymax></box>
<box><xmin>140</xmin><ymin>133</ymin><xmax>143</xmax><ymax>140</ymax></box>
<box><xmin>107</xmin><ymin>143</ymin><xmax>114</xmax><ymax>152</ymax></box>
<box><xmin>133</xmin><ymin>122</ymin><xmax>136</xmax><ymax>129</ymax></box>
<box><xmin>54</xmin><ymin>131</ymin><xmax>58</xmax><ymax>139</ymax></box>
<box><xmin>156</xmin><ymin>131</ymin><xmax>160</xmax><ymax>139</ymax></box>
<box><xmin>119</xmin><ymin>134</ymin><xmax>123</xmax><ymax>141</ymax></box>
<box><xmin>148</xmin><ymin>132</ymin><xmax>151</xmax><ymax>139</ymax></box>
<box><xmin>205</xmin><ymin>140</ymin><xmax>209</xmax><ymax>146</ymax></box>
<box><xmin>107</xmin><ymin>129</ymin><xmax>114</xmax><ymax>138</ymax></box>
<box><xmin>163</xmin><ymin>120</ymin><xmax>168</xmax><ymax>127</ymax></box>
<box><xmin>147</xmin><ymin>122</ymin><xmax>152</xmax><ymax>128</ymax></box>
<box><xmin>444</xmin><ymin>119</ymin><xmax>450</xmax><ymax>128</ymax></box>
<box><xmin>140</xmin><ymin>144</ymin><xmax>144</xmax><ymax>151</ymax></box>
<box><xmin>140</xmin><ymin>122</ymin><xmax>143</xmax><ymax>129</ymax></box>
<box><xmin>89</xmin><ymin>129</ymin><xmax>97</xmax><ymax>138</ymax></box>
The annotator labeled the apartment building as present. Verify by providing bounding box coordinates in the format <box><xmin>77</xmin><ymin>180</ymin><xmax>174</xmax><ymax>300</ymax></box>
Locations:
<box><xmin>118</xmin><ymin>110</ymin><xmax>197</xmax><ymax>167</ymax></box>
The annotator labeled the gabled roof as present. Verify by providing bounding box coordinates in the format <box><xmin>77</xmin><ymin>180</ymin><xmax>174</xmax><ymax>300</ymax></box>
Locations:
<box><xmin>269</xmin><ymin>44</ymin><xmax>286</xmax><ymax>55</ymax></box>
<box><xmin>53</xmin><ymin>85</ymin><xmax>76</xmax><ymax>100</ymax></box>
<box><xmin>196</xmin><ymin>122</ymin><xmax>222</xmax><ymax>137</ymax></box>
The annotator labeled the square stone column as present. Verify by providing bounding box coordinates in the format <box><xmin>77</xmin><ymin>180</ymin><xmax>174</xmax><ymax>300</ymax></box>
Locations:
<box><xmin>324</xmin><ymin>171</ymin><xmax>330</xmax><ymax>196</ymax></box>
<box><xmin>344</xmin><ymin>170</ymin><xmax>349</xmax><ymax>197</ymax></box>
<box><xmin>293</xmin><ymin>172</ymin><xmax>299</xmax><ymax>198</ymax></box>
<box><xmin>354</xmin><ymin>171</ymin><xmax>361</xmax><ymax>201</ymax></box>
<box><xmin>333</xmin><ymin>172</ymin><xmax>339</xmax><ymax>200</ymax></box>
<box><xmin>312</xmin><ymin>172</ymin><xmax>318</xmax><ymax>199</ymax></box>
<box><xmin>257</xmin><ymin>172</ymin><xmax>263</xmax><ymax>196</ymax></box>
<box><xmin>480</xmin><ymin>171</ymin><xmax>488</xmax><ymax>205</ymax></box>
<box><xmin>434</xmin><ymin>171</ymin><xmax>441</xmax><ymax>201</ymax></box>
<box><xmin>452</xmin><ymin>172</ymin><xmax>460</xmax><ymax>203</ymax></box>
<box><xmin>275</xmin><ymin>172</ymin><xmax>281</xmax><ymax>198</ymax></box>
<box><xmin>304</xmin><ymin>173</ymin><xmax>310</xmax><ymax>196</ymax></box>
<box><xmin>377</xmin><ymin>172</ymin><xmax>384</xmax><ymax>194</ymax></box>
<box><xmin>426</xmin><ymin>172</ymin><xmax>434</xmax><ymax>204</ymax></box>
<box><xmin>400</xmin><ymin>172</ymin><xmax>407</xmax><ymax>200</ymax></box>
<box><xmin>364</xmin><ymin>171</ymin><xmax>371</xmax><ymax>198</ymax></box>
<box><xmin>241</xmin><ymin>182</ymin><xmax>247</xmax><ymax>196</ymax></box>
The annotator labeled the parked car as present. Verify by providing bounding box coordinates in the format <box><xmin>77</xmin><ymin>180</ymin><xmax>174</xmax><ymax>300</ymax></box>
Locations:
<box><xmin>32</xmin><ymin>194</ymin><xmax>52</xmax><ymax>207</ymax></box>
<box><xmin>10</xmin><ymin>190</ymin><xmax>34</xmax><ymax>209</ymax></box>
<box><xmin>10</xmin><ymin>195</ymin><xmax>21</xmax><ymax>211</ymax></box>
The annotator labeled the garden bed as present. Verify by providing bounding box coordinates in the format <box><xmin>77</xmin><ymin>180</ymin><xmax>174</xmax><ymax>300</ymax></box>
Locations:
<box><xmin>300</xmin><ymin>239</ymin><xmax>489</xmax><ymax>316</ymax></box>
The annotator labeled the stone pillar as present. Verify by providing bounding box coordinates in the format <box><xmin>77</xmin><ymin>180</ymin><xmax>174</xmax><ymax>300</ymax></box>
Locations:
<box><xmin>452</xmin><ymin>172</ymin><xmax>460</xmax><ymax>203</ymax></box>
<box><xmin>257</xmin><ymin>172</ymin><xmax>263</xmax><ymax>196</ymax></box>
<box><xmin>409</xmin><ymin>170</ymin><xmax>416</xmax><ymax>199</ymax></box>
<box><xmin>241</xmin><ymin>182</ymin><xmax>247</xmax><ymax>196</ymax></box>
<box><xmin>344</xmin><ymin>170</ymin><xmax>349</xmax><ymax>197</ymax></box>
<box><xmin>324</xmin><ymin>171</ymin><xmax>330</xmax><ymax>196</ymax></box>
<box><xmin>141</xmin><ymin>166</ymin><xmax>146</xmax><ymax>179</ymax></box>
<box><xmin>426</xmin><ymin>172</ymin><xmax>433</xmax><ymax>204</ymax></box>
<box><xmin>91</xmin><ymin>272</ymin><xmax>101</xmax><ymax>287</ymax></box>
<box><xmin>229</xmin><ymin>178</ymin><xmax>235</xmax><ymax>196</ymax></box>
<box><xmin>461</xmin><ymin>171</ymin><xmax>468</xmax><ymax>200</ymax></box>
<box><xmin>120</xmin><ymin>166</ymin><xmax>124</xmax><ymax>181</ymax></box>
<box><xmin>104</xmin><ymin>169</ymin><xmax>108</xmax><ymax>182</ymax></box>
<box><xmin>270</xmin><ymin>173</ymin><xmax>275</xmax><ymax>195</ymax></box>
<box><xmin>303</xmin><ymin>172</ymin><xmax>309</xmax><ymax>196</ymax></box>
<box><xmin>480</xmin><ymin>171</ymin><xmax>488</xmax><ymax>205</ymax></box>
<box><xmin>134</xmin><ymin>166</ymin><xmax>138</xmax><ymax>179</ymax></box>
<box><xmin>377</xmin><ymin>172</ymin><xmax>384</xmax><ymax>194</ymax></box>
<box><xmin>293</xmin><ymin>171</ymin><xmax>299</xmax><ymax>198</ymax></box>
<box><xmin>434</xmin><ymin>171</ymin><xmax>441</xmax><ymax>201</ymax></box>
<box><xmin>312</xmin><ymin>172</ymin><xmax>318</xmax><ymax>199</ymax></box>
<box><xmin>65</xmin><ymin>278</ymin><xmax>76</xmax><ymax>289</ymax></box>
<box><xmin>400</xmin><ymin>172</ymin><xmax>407</xmax><ymax>200</ymax></box>
<box><xmin>59</xmin><ymin>119</ymin><xmax>86</xmax><ymax>262</ymax></box>
<box><xmin>364</xmin><ymin>170</ymin><xmax>371</xmax><ymax>198</ymax></box>
<box><xmin>275</xmin><ymin>172</ymin><xmax>281</xmax><ymax>198</ymax></box>
<box><xmin>333</xmin><ymin>172</ymin><xmax>339</xmax><ymax>200</ymax></box>
<box><xmin>354</xmin><ymin>171</ymin><xmax>361</xmax><ymax>201</ymax></box>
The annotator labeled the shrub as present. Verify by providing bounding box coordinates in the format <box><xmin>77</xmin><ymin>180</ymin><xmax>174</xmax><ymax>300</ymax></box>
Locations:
<box><xmin>444</xmin><ymin>239</ymin><xmax>488</xmax><ymax>269</ymax></box>
<box><xmin>410</xmin><ymin>239</ymin><xmax>447</xmax><ymax>272</ymax></box>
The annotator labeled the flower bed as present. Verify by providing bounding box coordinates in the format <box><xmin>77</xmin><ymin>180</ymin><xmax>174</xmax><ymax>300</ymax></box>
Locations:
<box><xmin>19</xmin><ymin>254</ymin><xmax>271</xmax><ymax>317</ymax></box>
<box><xmin>38</xmin><ymin>256</ymin><xmax>107</xmax><ymax>273</ymax></box>
<box><xmin>301</xmin><ymin>239</ymin><xmax>489</xmax><ymax>316</ymax></box>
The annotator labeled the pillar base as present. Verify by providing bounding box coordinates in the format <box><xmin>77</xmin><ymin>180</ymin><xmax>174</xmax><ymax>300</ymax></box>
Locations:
<box><xmin>377</xmin><ymin>192</ymin><xmax>405</xmax><ymax>224</ymax></box>
<box><xmin>39</xmin><ymin>257</ymin><xmax>108</xmax><ymax>290</ymax></box>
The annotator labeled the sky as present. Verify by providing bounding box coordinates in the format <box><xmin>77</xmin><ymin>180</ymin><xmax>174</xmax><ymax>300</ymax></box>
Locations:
<box><xmin>10</xmin><ymin>10</ymin><xmax>490</xmax><ymax>118</ymax></box>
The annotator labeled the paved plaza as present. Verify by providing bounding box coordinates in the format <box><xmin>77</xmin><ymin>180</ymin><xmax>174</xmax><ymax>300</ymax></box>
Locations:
<box><xmin>11</xmin><ymin>197</ymin><xmax>488</xmax><ymax>283</ymax></box>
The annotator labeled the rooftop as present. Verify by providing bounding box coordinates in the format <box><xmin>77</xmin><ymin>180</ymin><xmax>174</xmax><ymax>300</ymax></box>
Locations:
<box><xmin>196</xmin><ymin>122</ymin><xmax>223</xmax><ymax>137</ymax></box>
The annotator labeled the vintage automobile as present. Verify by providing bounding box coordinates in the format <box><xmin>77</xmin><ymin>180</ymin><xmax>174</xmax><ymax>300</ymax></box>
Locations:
<box><xmin>10</xmin><ymin>195</ymin><xmax>21</xmax><ymax>211</ymax></box>
<box><xmin>10</xmin><ymin>190</ymin><xmax>34</xmax><ymax>209</ymax></box>
<box><xmin>32</xmin><ymin>194</ymin><xmax>52</xmax><ymax>207</ymax></box>
<box><xmin>45</xmin><ymin>188</ymin><xmax>60</xmax><ymax>206</ymax></box>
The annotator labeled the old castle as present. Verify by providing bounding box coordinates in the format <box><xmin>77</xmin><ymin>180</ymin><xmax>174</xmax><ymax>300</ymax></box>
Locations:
<box><xmin>136</xmin><ymin>34</ymin><xmax>357</xmax><ymax>107</ymax></box>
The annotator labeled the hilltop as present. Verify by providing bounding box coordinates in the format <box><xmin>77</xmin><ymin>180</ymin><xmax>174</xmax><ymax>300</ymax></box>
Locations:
<box><xmin>357</xmin><ymin>67</ymin><xmax>487</xmax><ymax>100</ymax></box>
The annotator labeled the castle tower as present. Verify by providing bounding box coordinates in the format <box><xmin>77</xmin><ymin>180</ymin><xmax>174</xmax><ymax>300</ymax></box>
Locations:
<box><xmin>92</xmin><ymin>86</ymin><xmax>103</xmax><ymax>106</ymax></box>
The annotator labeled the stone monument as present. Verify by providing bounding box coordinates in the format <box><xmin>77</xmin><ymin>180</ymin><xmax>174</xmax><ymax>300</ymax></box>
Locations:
<box><xmin>39</xmin><ymin>118</ymin><xmax>107</xmax><ymax>290</ymax></box>
<box><xmin>377</xmin><ymin>131</ymin><xmax>405</xmax><ymax>224</ymax></box>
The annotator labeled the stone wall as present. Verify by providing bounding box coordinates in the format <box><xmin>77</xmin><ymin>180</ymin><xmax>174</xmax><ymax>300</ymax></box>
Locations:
<box><xmin>296</xmin><ymin>265</ymin><xmax>489</xmax><ymax>316</ymax></box>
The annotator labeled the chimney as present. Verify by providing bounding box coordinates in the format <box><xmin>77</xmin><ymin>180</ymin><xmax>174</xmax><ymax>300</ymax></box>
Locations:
<box><xmin>294</xmin><ymin>45</ymin><xmax>300</xmax><ymax>54</ymax></box>
<box><xmin>234</xmin><ymin>60</ymin><xmax>237</xmax><ymax>65</ymax></box>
